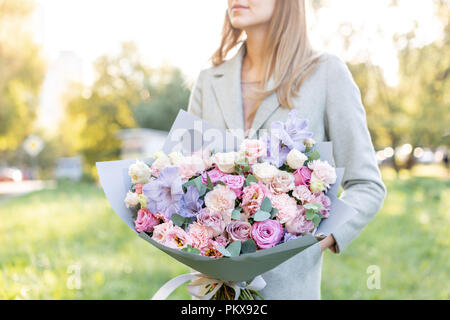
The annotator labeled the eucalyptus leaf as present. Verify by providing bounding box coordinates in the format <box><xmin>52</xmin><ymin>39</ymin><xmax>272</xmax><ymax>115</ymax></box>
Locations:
<box><xmin>260</xmin><ymin>197</ymin><xmax>272</xmax><ymax>212</ymax></box>
<box><xmin>217</xmin><ymin>246</ymin><xmax>231</xmax><ymax>257</ymax></box>
<box><xmin>312</xmin><ymin>214</ymin><xmax>322</xmax><ymax>227</ymax></box>
<box><xmin>206</xmin><ymin>172</ymin><xmax>213</xmax><ymax>190</ymax></box>
<box><xmin>226</xmin><ymin>241</ymin><xmax>242</xmax><ymax>257</ymax></box>
<box><xmin>245</xmin><ymin>175</ymin><xmax>258</xmax><ymax>184</ymax></box>
<box><xmin>305</xmin><ymin>209</ymin><xmax>316</xmax><ymax>220</ymax></box>
<box><xmin>241</xmin><ymin>239</ymin><xmax>257</xmax><ymax>254</ymax></box>
<box><xmin>171</xmin><ymin>213</ymin><xmax>186</xmax><ymax>227</ymax></box>
<box><xmin>308</xmin><ymin>150</ymin><xmax>320</xmax><ymax>161</ymax></box>
<box><xmin>231</xmin><ymin>209</ymin><xmax>241</xmax><ymax>220</ymax></box>
<box><xmin>253</xmin><ymin>210</ymin><xmax>271</xmax><ymax>222</ymax></box>
<box><xmin>270</xmin><ymin>207</ymin><xmax>279</xmax><ymax>219</ymax></box>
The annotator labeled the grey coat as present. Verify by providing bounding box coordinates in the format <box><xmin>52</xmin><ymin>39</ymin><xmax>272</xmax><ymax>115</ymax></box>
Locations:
<box><xmin>187</xmin><ymin>41</ymin><xmax>387</xmax><ymax>299</ymax></box>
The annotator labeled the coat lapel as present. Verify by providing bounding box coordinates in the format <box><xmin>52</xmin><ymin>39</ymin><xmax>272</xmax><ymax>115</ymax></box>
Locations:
<box><xmin>210</xmin><ymin>41</ymin><xmax>281</xmax><ymax>138</ymax></box>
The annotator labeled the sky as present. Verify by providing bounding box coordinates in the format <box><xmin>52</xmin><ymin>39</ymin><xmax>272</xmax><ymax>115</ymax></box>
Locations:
<box><xmin>32</xmin><ymin>0</ymin><xmax>443</xmax><ymax>86</ymax></box>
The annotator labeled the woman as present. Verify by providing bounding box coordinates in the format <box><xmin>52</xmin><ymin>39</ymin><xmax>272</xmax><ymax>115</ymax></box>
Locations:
<box><xmin>187</xmin><ymin>0</ymin><xmax>387</xmax><ymax>299</ymax></box>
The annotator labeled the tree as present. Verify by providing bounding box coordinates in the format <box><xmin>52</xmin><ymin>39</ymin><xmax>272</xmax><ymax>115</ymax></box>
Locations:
<box><xmin>0</xmin><ymin>0</ymin><xmax>45</xmax><ymax>161</ymax></box>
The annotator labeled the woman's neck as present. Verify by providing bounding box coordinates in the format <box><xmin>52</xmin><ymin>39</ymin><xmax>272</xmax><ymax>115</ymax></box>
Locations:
<box><xmin>242</xmin><ymin>24</ymin><xmax>269</xmax><ymax>81</ymax></box>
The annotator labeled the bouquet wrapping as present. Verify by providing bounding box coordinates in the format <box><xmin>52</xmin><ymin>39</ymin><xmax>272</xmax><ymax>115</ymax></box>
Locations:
<box><xmin>96</xmin><ymin>110</ymin><xmax>357</xmax><ymax>299</ymax></box>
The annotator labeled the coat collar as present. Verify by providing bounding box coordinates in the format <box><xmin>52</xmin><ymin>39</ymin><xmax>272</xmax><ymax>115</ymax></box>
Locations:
<box><xmin>211</xmin><ymin>41</ymin><xmax>280</xmax><ymax>139</ymax></box>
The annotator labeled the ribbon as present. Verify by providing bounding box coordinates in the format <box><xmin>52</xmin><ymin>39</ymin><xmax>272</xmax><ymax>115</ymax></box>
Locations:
<box><xmin>152</xmin><ymin>272</ymin><xmax>266</xmax><ymax>300</ymax></box>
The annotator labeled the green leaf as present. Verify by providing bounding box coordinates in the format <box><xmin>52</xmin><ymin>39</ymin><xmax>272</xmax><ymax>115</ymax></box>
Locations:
<box><xmin>312</xmin><ymin>214</ymin><xmax>322</xmax><ymax>227</ymax></box>
<box><xmin>304</xmin><ymin>203</ymin><xmax>322</xmax><ymax>211</ymax></box>
<box><xmin>226</xmin><ymin>241</ymin><xmax>242</xmax><ymax>257</ymax></box>
<box><xmin>245</xmin><ymin>175</ymin><xmax>258</xmax><ymax>185</ymax></box>
<box><xmin>241</xmin><ymin>239</ymin><xmax>257</xmax><ymax>254</ymax></box>
<box><xmin>197</xmin><ymin>183</ymin><xmax>207</xmax><ymax>197</ymax></box>
<box><xmin>260</xmin><ymin>197</ymin><xmax>272</xmax><ymax>212</ymax></box>
<box><xmin>171</xmin><ymin>213</ymin><xmax>186</xmax><ymax>227</ymax></box>
<box><xmin>253</xmin><ymin>210</ymin><xmax>271</xmax><ymax>222</ymax></box>
<box><xmin>305</xmin><ymin>209</ymin><xmax>316</xmax><ymax>220</ymax></box>
<box><xmin>308</xmin><ymin>150</ymin><xmax>320</xmax><ymax>161</ymax></box>
<box><xmin>270</xmin><ymin>207</ymin><xmax>279</xmax><ymax>219</ymax></box>
<box><xmin>181</xmin><ymin>245</ymin><xmax>201</xmax><ymax>255</ymax></box>
<box><xmin>217</xmin><ymin>246</ymin><xmax>231</xmax><ymax>257</ymax></box>
<box><xmin>206</xmin><ymin>172</ymin><xmax>213</xmax><ymax>190</ymax></box>
<box><xmin>231</xmin><ymin>208</ymin><xmax>241</xmax><ymax>220</ymax></box>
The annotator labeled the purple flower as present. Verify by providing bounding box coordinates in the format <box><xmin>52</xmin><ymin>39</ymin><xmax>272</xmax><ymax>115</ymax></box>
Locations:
<box><xmin>142</xmin><ymin>166</ymin><xmax>183</xmax><ymax>218</ymax></box>
<box><xmin>260</xmin><ymin>133</ymin><xmax>289</xmax><ymax>168</ymax></box>
<box><xmin>179</xmin><ymin>185</ymin><xmax>204</xmax><ymax>219</ymax></box>
<box><xmin>251</xmin><ymin>219</ymin><xmax>284</xmax><ymax>249</ymax></box>
<box><xmin>284</xmin><ymin>110</ymin><xmax>313</xmax><ymax>151</ymax></box>
<box><xmin>283</xmin><ymin>231</ymin><xmax>302</xmax><ymax>243</ymax></box>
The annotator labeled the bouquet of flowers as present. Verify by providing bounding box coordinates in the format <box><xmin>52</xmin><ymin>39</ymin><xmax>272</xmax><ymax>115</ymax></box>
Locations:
<box><xmin>97</xmin><ymin>110</ymin><xmax>356</xmax><ymax>300</ymax></box>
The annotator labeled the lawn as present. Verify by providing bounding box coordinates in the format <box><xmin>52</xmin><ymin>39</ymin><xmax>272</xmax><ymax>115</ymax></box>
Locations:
<box><xmin>0</xmin><ymin>168</ymin><xmax>448</xmax><ymax>299</ymax></box>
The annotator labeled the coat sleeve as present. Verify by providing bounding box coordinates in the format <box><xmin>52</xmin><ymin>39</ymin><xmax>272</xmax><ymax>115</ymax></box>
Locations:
<box><xmin>187</xmin><ymin>70</ymin><xmax>205</xmax><ymax>118</ymax></box>
<box><xmin>324</xmin><ymin>54</ymin><xmax>387</xmax><ymax>253</ymax></box>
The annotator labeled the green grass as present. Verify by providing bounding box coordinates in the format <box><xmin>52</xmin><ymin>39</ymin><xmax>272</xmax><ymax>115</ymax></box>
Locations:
<box><xmin>0</xmin><ymin>173</ymin><xmax>449</xmax><ymax>299</ymax></box>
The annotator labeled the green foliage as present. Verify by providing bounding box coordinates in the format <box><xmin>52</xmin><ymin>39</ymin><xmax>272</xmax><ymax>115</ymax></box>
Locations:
<box><xmin>0</xmin><ymin>0</ymin><xmax>45</xmax><ymax>157</ymax></box>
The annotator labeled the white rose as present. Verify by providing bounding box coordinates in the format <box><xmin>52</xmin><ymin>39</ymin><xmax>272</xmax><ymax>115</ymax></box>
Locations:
<box><xmin>252</xmin><ymin>162</ymin><xmax>278</xmax><ymax>184</ymax></box>
<box><xmin>286</xmin><ymin>149</ymin><xmax>308</xmax><ymax>170</ymax></box>
<box><xmin>213</xmin><ymin>152</ymin><xmax>238</xmax><ymax>173</ymax></box>
<box><xmin>168</xmin><ymin>151</ymin><xmax>185</xmax><ymax>166</ymax></box>
<box><xmin>124</xmin><ymin>191</ymin><xmax>140</xmax><ymax>208</ymax></box>
<box><xmin>128</xmin><ymin>160</ymin><xmax>151</xmax><ymax>184</ymax></box>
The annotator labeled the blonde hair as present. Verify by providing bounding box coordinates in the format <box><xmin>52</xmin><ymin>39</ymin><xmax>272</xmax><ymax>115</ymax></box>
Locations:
<box><xmin>210</xmin><ymin>0</ymin><xmax>321</xmax><ymax>111</ymax></box>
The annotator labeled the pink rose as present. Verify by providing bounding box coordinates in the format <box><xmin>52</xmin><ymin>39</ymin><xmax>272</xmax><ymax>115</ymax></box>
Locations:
<box><xmin>192</xmin><ymin>148</ymin><xmax>214</xmax><ymax>170</ymax></box>
<box><xmin>201</xmin><ymin>239</ymin><xmax>224</xmax><ymax>258</ymax></box>
<box><xmin>134</xmin><ymin>208</ymin><xmax>159</xmax><ymax>233</ymax></box>
<box><xmin>161</xmin><ymin>225</ymin><xmax>192</xmax><ymax>249</ymax></box>
<box><xmin>310</xmin><ymin>192</ymin><xmax>331</xmax><ymax>218</ymax></box>
<box><xmin>215</xmin><ymin>233</ymin><xmax>230</xmax><ymax>247</ymax></box>
<box><xmin>271</xmin><ymin>193</ymin><xmax>298</xmax><ymax>224</ymax></box>
<box><xmin>285</xmin><ymin>206</ymin><xmax>315</xmax><ymax>235</ymax></box>
<box><xmin>204</xmin><ymin>185</ymin><xmax>236</xmax><ymax>217</ymax></box>
<box><xmin>240</xmin><ymin>139</ymin><xmax>267</xmax><ymax>164</ymax></box>
<box><xmin>196</xmin><ymin>208</ymin><xmax>226</xmax><ymax>237</ymax></box>
<box><xmin>251</xmin><ymin>219</ymin><xmax>284</xmax><ymax>249</ymax></box>
<box><xmin>241</xmin><ymin>182</ymin><xmax>272</xmax><ymax>218</ymax></box>
<box><xmin>201</xmin><ymin>167</ymin><xmax>227</xmax><ymax>185</ymax></box>
<box><xmin>188</xmin><ymin>222</ymin><xmax>214</xmax><ymax>249</ymax></box>
<box><xmin>293</xmin><ymin>166</ymin><xmax>312</xmax><ymax>186</ymax></box>
<box><xmin>226</xmin><ymin>221</ymin><xmax>252</xmax><ymax>242</ymax></box>
<box><xmin>220</xmin><ymin>174</ymin><xmax>245</xmax><ymax>198</ymax></box>
<box><xmin>292</xmin><ymin>185</ymin><xmax>314</xmax><ymax>204</ymax></box>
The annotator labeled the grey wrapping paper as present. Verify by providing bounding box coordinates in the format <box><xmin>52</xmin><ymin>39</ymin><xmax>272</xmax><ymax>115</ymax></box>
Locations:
<box><xmin>96</xmin><ymin>110</ymin><xmax>358</xmax><ymax>282</ymax></box>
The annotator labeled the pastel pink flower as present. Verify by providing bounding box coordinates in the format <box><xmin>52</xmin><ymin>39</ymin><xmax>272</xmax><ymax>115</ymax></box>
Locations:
<box><xmin>292</xmin><ymin>185</ymin><xmax>314</xmax><ymax>204</ymax></box>
<box><xmin>201</xmin><ymin>239</ymin><xmax>224</xmax><ymax>258</ymax></box>
<box><xmin>192</xmin><ymin>148</ymin><xmax>214</xmax><ymax>170</ymax></box>
<box><xmin>188</xmin><ymin>222</ymin><xmax>214</xmax><ymax>249</ymax></box>
<box><xmin>154</xmin><ymin>211</ymin><xmax>169</xmax><ymax>223</ymax></box>
<box><xmin>152</xmin><ymin>221</ymin><xmax>174</xmax><ymax>242</ymax></box>
<box><xmin>241</xmin><ymin>182</ymin><xmax>272</xmax><ymax>218</ymax></box>
<box><xmin>220</xmin><ymin>174</ymin><xmax>245</xmax><ymax>198</ymax></box>
<box><xmin>134</xmin><ymin>208</ymin><xmax>159</xmax><ymax>233</ymax></box>
<box><xmin>196</xmin><ymin>208</ymin><xmax>226</xmax><ymax>237</ymax></box>
<box><xmin>240</xmin><ymin>139</ymin><xmax>267</xmax><ymax>164</ymax></box>
<box><xmin>285</xmin><ymin>206</ymin><xmax>315</xmax><ymax>235</ymax></box>
<box><xmin>308</xmin><ymin>160</ymin><xmax>337</xmax><ymax>188</ymax></box>
<box><xmin>204</xmin><ymin>184</ymin><xmax>237</xmax><ymax>216</ymax></box>
<box><xmin>215</xmin><ymin>233</ymin><xmax>230</xmax><ymax>247</ymax></box>
<box><xmin>201</xmin><ymin>167</ymin><xmax>227</xmax><ymax>185</ymax></box>
<box><xmin>310</xmin><ymin>192</ymin><xmax>332</xmax><ymax>218</ymax></box>
<box><xmin>135</xmin><ymin>184</ymin><xmax>143</xmax><ymax>195</ymax></box>
<box><xmin>161</xmin><ymin>225</ymin><xmax>192</xmax><ymax>249</ymax></box>
<box><xmin>251</xmin><ymin>219</ymin><xmax>284</xmax><ymax>249</ymax></box>
<box><xmin>269</xmin><ymin>171</ymin><xmax>295</xmax><ymax>194</ymax></box>
<box><xmin>293</xmin><ymin>166</ymin><xmax>312</xmax><ymax>186</ymax></box>
<box><xmin>178</xmin><ymin>156</ymin><xmax>205</xmax><ymax>181</ymax></box>
<box><xmin>271</xmin><ymin>193</ymin><xmax>298</xmax><ymax>224</ymax></box>
<box><xmin>226</xmin><ymin>221</ymin><xmax>252</xmax><ymax>242</ymax></box>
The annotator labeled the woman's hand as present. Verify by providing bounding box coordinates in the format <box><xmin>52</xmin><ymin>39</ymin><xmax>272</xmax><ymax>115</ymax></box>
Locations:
<box><xmin>319</xmin><ymin>234</ymin><xmax>338</xmax><ymax>253</ymax></box>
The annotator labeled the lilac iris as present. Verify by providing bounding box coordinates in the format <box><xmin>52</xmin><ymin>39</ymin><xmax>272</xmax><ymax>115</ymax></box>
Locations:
<box><xmin>260</xmin><ymin>110</ymin><xmax>313</xmax><ymax>168</ymax></box>
<box><xmin>142</xmin><ymin>166</ymin><xmax>183</xmax><ymax>219</ymax></box>
<box><xmin>283</xmin><ymin>231</ymin><xmax>302</xmax><ymax>243</ymax></box>
<box><xmin>178</xmin><ymin>185</ymin><xmax>203</xmax><ymax>219</ymax></box>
